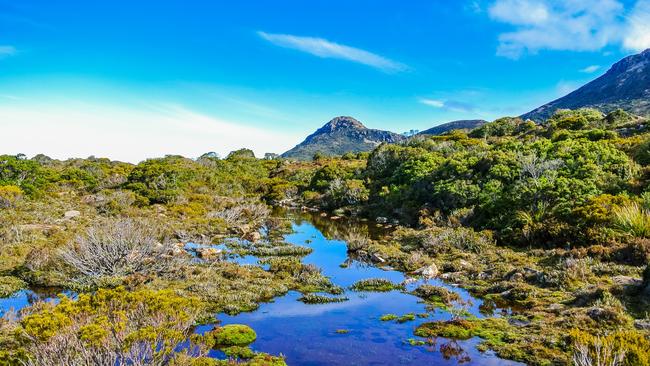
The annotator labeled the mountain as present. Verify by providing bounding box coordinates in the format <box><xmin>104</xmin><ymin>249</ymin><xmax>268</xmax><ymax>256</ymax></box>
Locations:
<box><xmin>281</xmin><ymin>116</ymin><xmax>405</xmax><ymax>160</ymax></box>
<box><xmin>418</xmin><ymin>119</ymin><xmax>487</xmax><ymax>135</ymax></box>
<box><xmin>522</xmin><ymin>49</ymin><xmax>650</xmax><ymax>122</ymax></box>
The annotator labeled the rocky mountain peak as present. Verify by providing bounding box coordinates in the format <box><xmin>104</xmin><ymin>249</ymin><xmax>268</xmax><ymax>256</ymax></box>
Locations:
<box><xmin>318</xmin><ymin>116</ymin><xmax>366</xmax><ymax>133</ymax></box>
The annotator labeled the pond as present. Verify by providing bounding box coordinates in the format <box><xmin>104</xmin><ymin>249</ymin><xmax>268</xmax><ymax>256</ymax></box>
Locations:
<box><xmin>0</xmin><ymin>213</ymin><xmax>523</xmax><ymax>365</ymax></box>
<box><xmin>202</xmin><ymin>213</ymin><xmax>523</xmax><ymax>366</ymax></box>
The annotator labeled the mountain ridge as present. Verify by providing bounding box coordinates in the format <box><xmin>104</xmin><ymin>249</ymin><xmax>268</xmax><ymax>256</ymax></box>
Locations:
<box><xmin>281</xmin><ymin>116</ymin><xmax>405</xmax><ymax>160</ymax></box>
<box><xmin>522</xmin><ymin>49</ymin><xmax>650</xmax><ymax>122</ymax></box>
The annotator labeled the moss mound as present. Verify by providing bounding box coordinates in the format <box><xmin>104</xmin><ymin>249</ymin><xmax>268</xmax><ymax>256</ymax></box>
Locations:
<box><xmin>211</xmin><ymin>324</ymin><xmax>257</xmax><ymax>347</ymax></box>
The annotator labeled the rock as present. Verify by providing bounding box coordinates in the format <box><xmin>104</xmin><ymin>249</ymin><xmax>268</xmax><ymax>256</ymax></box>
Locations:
<box><xmin>458</xmin><ymin>260</ymin><xmax>471</xmax><ymax>270</ymax></box>
<box><xmin>243</xmin><ymin>231</ymin><xmax>262</xmax><ymax>242</ymax></box>
<box><xmin>587</xmin><ymin>307</ymin><xmax>617</xmax><ymax>322</ymax></box>
<box><xmin>375</xmin><ymin>217</ymin><xmax>388</xmax><ymax>224</ymax></box>
<box><xmin>612</xmin><ymin>275</ymin><xmax>642</xmax><ymax>287</ymax></box>
<box><xmin>414</xmin><ymin>264</ymin><xmax>439</xmax><ymax>279</ymax></box>
<box><xmin>320</xmin><ymin>212</ymin><xmax>328</xmax><ymax>217</ymax></box>
<box><xmin>370</xmin><ymin>253</ymin><xmax>386</xmax><ymax>263</ymax></box>
<box><xmin>330</xmin><ymin>216</ymin><xmax>341</xmax><ymax>220</ymax></box>
<box><xmin>64</xmin><ymin>210</ymin><xmax>81</xmax><ymax>219</ymax></box>
<box><xmin>547</xmin><ymin>303</ymin><xmax>564</xmax><ymax>313</ymax></box>
<box><xmin>196</xmin><ymin>247</ymin><xmax>222</xmax><ymax>260</ymax></box>
<box><xmin>634</xmin><ymin>319</ymin><xmax>650</xmax><ymax>330</ymax></box>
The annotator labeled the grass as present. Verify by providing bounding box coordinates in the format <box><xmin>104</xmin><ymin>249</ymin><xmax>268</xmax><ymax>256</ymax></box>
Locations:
<box><xmin>349</xmin><ymin>278</ymin><xmax>403</xmax><ymax>292</ymax></box>
<box><xmin>298</xmin><ymin>293</ymin><xmax>349</xmax><ymax>304</ymax></box>
<box><xmin>613</xmin><ymin>203</ymin><xmax>650</xmax><ymax>238</ymax></box>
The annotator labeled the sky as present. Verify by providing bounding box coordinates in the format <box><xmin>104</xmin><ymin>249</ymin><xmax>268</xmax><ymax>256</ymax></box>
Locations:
<box><xmin>2</xmin><ymin>0</ymin><xmax>650</xmax><ymax>162</ymax></box>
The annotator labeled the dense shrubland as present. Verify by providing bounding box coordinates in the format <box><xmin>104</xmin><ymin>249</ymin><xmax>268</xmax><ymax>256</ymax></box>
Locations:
<box><xmin>0</xmin><ymin>108</ymin><xmax>649</xmax><ymax>365</ymax></box>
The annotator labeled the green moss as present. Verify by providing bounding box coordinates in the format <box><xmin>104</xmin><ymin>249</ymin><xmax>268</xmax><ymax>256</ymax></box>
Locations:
<box><xmin>380</xmin><ymin>314</ymin><xmax>398</xmax><ymax>321</ymax></box>
<box><xmin>222</xmin><ymin>345</ymin><xmax>256</xmax><ymax>359</ymax></box>
<box><xmin>211</xmin><ymin>324</ymin><xmax>257</xmax><ymax>347</ymax></box>
<box><xmin>349</xmin><ymin>278</ymin><xmax>403</xmax><ymax>292</ymax></box>
<box><xmin>397</xmin><ymin>313</ymin><xmax>416</xmax><ymax>323</ymax></box>
<box><xmin>298</xmin><ymin>293</ymin><xmax>348</xmax><ymax>304</ymax></box>
<box><xmin>411</xmin><ymin>285</ymin><xmax>461</xmax><ymax>308</ymax></box>
<box><xmin>0</xmin><ymin>276</ymin><xmax>26</xmax><ymax>297</ymax></box>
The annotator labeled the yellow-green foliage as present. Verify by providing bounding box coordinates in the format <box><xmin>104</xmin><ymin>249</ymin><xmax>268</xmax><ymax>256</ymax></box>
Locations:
<box><xmin>210</xmin><ymin>324</ymin><xmax>257</xmax><ymax>347</ymax></box>
<box><xmin>0</xmin><ymin>185</ymin><xmax>22</xmax><ymax>208</ymax></box>
<box><xmin>0</xmin><ymin>276</ymin><xmax>26</xmax><ymax>297</ymax></box>
<box><xmin>14</xmin><ymin>287</ymin><xmax>212</xmax><ymax>364</ymax></box>
<box><xmin>570</xmin><ymin>329</ymin><xmax>650</xmax><ymax>366</ymax></box>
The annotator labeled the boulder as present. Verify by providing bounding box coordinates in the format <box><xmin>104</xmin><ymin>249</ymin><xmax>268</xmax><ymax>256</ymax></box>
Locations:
<box><xmin>64</xmin><ymin>210</ymin><xmax>81</xmax><ymax>219</ymax></box>
<box><xmin>414</xmin><ymin>264</ymin><xmax>439</xmax><ymax>279</ymax></box>
<box><xmin>243</xmin><ymin>231</ymin><xmax>262</xmax><ymax>242</ymax></box>
<box><xmin>370</xmin><ymin>253</ymin><xmax>386</xmax><ymax>263</ymax></box>
<box><xmin>612</xmin><ymin>275</ymin><xmax>642</xmax><ymax>287</ymax></box>
<box><xmin>196</xmin><ymin>247</ymin><xmax>222</xmax><ymax>260</ymax></box>
<box><xmin>634</xmin><ymin>319</ymin><xmax>650</xmax><ymax>330</ymax></box>
<box><xmin>375</xmin><ymin>217</ymin><xmax>388</xmax><ymax>224</ymax></box>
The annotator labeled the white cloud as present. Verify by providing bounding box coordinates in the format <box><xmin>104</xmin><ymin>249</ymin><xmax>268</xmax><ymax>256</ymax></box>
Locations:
<box><xmin>419</xmin><ymin>98</ymin><xmax>478</xmax><ymax>113</ymax></box>
<box><xmin>0</xmin><ymin>45</ymin><xmax>16</xmax><ymax>58</ymax></box>
<box><xmin>488</xmin><ymin>0</ymin><xmax>631</xmax><ymax>58</ymax></box>
<box><xmin>579</xmin><ymin>65</ymin><xmax>601</xmax><ymax>73</ymax></box>
<box><xmin>419</xmin><ymin>98</ymin><xmax>445</xmax><ymax>108</ymax></box>
<box><xmin>0</xmin><ymin>102</ymin><xmax>300</xmax><ymax>163</ymax></box>
<box><xmin>489</xmin><ymin>0</ymin><xmax>550</xmax><ymax>25</ymax></box>
<box><xmin>257</xmin><ymin>31</ymin><xmax>408</xmax><ymax>73</ymax></box>
<box><xmin>623</xmin><ymin>0</ymin><xmax>650</xmax><ymax>51</ymax></box>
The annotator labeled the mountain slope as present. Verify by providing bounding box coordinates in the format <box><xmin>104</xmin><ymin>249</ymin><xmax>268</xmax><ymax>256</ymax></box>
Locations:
<box><xmin>418</xmin><ymin>119</ymin><xmax>487</xmax><ymax>135</ymax></box>
<box><xmin>522</xmin><ymin>49</ymin><xmax>650</xmax><ymax>122</ymax></box>
<box><xmin>281</xmin><ymin>116</ymin><xmax>405</xmax><ymax>160</ymax></box>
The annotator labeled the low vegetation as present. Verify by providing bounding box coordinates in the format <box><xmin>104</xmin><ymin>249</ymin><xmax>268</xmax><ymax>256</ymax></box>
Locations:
<box><xmin>1</xmin><ymin>108</ymin><xmax>649</xmax><ymax>364</ymax></box>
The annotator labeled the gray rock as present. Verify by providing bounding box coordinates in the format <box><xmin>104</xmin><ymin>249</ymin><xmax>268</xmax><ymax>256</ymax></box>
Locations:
<box><xmin>375</xmin><ymin>217</ymin><xmax>388</xmax><ymax>224</ymax></box>
<box><xmin>612</xmin><ymin>275</ymin><xmax>642</xmax><ymax>287</ymax></box>
<box><xmin>634</xmin><ymin>319</ymin><xmax>650</xmax><ymax>330</ymax></box>
<box><xmin>414</xmin><ymin>263</ymin><xmax>439</xmax><ymax>279</ymax></box>
<box><xmin>370</xmin><ymin>253</ymin><xmax>386</xmax><ymax>263</ymax></box>
<box><xmin>64</xmin><ymin>210</ymin><xmax>81</xmax><ymax>219</ymax></box>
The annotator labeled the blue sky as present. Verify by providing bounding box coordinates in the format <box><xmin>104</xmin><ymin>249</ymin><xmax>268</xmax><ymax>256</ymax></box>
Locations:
<box><xmin>2</xmin><ymin>0</ymin><xmax>650</xmax><ymax>162</ymax></box>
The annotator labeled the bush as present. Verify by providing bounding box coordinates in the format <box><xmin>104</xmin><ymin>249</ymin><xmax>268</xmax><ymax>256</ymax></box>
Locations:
<box><xmin>0</xmin><ymin>185</ymin><xmax>22</xmax><ymax>209</ymax></box>
<box><xmin>59</xmin><ymin>218</ymin><xmax>182</xmax><ymax>286</ymax></box>
<box><xmin>17</xmin><ymin>288</ymin><xmax>210</xmax><ymax>365</ymax></box>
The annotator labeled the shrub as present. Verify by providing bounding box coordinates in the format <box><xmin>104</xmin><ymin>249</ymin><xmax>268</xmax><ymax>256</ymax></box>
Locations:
<box><xmin>0</xmin><ymin>185</ymin><xmax>22</xmax><ymax>209</ymax></box>
<box><xmin>570</xmin><ymin>329</ymin><xmax>650</xmax><ymax>366</ymax></box>
<box><xmin>17</xmin><ymin>288</ymin><xmax>211</xmax><ymax>366</ymax></box>
<box><xmin>59</xmin><ymin>218</ymin><xmax>182</xmax><ymax>286</ymax></box>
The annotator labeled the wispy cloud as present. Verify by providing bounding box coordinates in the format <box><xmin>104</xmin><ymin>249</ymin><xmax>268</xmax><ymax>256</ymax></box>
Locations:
<box><xmin>419</xmin><ymin>98</ymin><xmax>445</xmax><ymax>108</ymax></box>
<box><xmin>486</xmin><ymin>0</ymin><xmax>650</xmax><ymax>58</ymax></box>
<box><xmin>257</xmin><ymin>31</ymin><xmax>408</xmax><ymax>73</ymax></box>
<box><xmin>623</xmin><ymin>0</ymin><xmax>650</xmax><ymax>51</ymax></box>
<box><xmin>419</xmin><ymin>98</ymin><xmax>477</xmax><ymax>113</ymax></box>
<box><xmin>579</xmin><ymin>65</ymin><xmax>601</xmax><ymax>73</ymax></box>
<box><xmin>0</xmin><ymin>46</ymin><xmax>17</xmax><ymax>58</ymax></box>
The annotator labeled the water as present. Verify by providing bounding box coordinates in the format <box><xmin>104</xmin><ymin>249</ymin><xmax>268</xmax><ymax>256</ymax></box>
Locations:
<box><xmin>0</xmin><ymin>214</ymin><xmax>523</xmax><ymax>365</ymax></box>
<box><xmin>201</xmin><ymin>215</ymin><xmax>523</xmax><ymax>365</ymax></box>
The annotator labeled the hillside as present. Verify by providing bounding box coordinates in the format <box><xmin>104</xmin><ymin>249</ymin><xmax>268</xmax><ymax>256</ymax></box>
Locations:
<box><xmin>522</xmin><ymin>49</ymin><xmax>650</xmax><ymax>122</ymax></box>
<box><xmin>418</xmin><ymin>119</ymin><xmax>487</xmax><ymax>135</ymax></box>
<box><xmin>281</xmin><ymin>116</ymin><xmax>405</xmax><ymax>160</ymax></box>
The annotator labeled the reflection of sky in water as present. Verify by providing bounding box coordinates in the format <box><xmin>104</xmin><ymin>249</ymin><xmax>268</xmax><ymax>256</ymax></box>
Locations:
<box><xmin>0</xmin><ymin>289</ymin><xmax>74</xmax><ymax>316</ymax></box>
<box><xmin>0</xmin><ymin>215</ymin><xmax>523</xmax><ymax>365</ymax></box>
<box><xmin>206</xmin><ymin>218</ymin><xmax>523</xmax><ymax>366</ymax></box>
